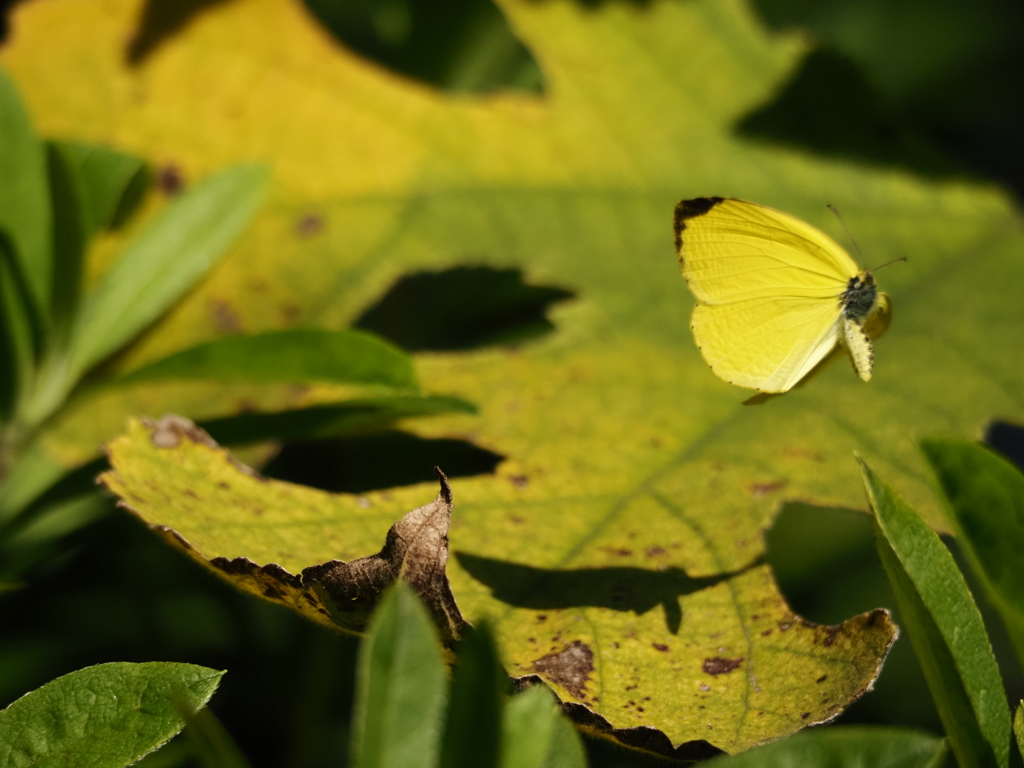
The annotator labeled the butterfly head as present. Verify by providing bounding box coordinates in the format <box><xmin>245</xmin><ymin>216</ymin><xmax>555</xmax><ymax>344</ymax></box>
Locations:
<box><xmin>840</xmin><ymin>271</ymin><xmax>878</xmax><ymax>322</ymax></box>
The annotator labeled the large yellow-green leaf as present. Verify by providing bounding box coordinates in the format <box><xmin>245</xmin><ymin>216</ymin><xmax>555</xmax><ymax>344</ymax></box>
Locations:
<box><xmin>104</xmin><ymin>416</ymin><xmax>897</xmax><ymax>753</ymax></box>
<box><xmin>5</xmin><ymin>0</ymin><xmax>1022</xmax><ymax>754</ymax></box>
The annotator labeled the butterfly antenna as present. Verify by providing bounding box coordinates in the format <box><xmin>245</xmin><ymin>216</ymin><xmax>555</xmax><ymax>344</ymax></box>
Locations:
<box><xmin>826</xmin><ymin>204</ymin><xmax>864</xmax><ymax>261</ymax></box>
<box><xmin>871</xmin><ymin>256</ymin><xmax>908</xmax><ymax>272</ymax></box>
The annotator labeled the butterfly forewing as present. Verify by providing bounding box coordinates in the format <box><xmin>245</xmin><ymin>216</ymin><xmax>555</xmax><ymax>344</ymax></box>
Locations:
<box><xmin>676</xmin><ymin>198</ymin><xmax>858</xmax><ymax>305</ymax></box>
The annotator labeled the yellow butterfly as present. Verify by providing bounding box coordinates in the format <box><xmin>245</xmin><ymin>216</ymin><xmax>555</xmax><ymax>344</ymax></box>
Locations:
<box><xmin>674</xmin><ymin>197</ymin><xmax>893</xmax><ymax>393</ymax></box>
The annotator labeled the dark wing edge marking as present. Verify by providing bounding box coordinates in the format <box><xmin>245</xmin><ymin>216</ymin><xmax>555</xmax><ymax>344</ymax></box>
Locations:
<box><xmin>673</xmin><ymin>196</ymin><xmax>726</xmax><ymax>255</ymax></box>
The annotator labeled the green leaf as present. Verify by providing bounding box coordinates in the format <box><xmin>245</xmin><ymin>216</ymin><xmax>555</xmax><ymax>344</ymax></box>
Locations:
<box><xmin>0</xmin><ymin>661</ymin><xmax>223</xmax><ymax>768</ymax></box>
<box><xmin>0</xmin><ymin>442</ymin><xmax>70</xmax><ymax>528</ymax></box>
<box><xmin>440</xmin><ymin>622</ymin><xmax>505</xmax><ymax>768</ymax></box>
<box><xmin>351</xmin><ymin>583</ymin><xmax>448</xmax><ymax>768</ymax></box>
<box><xmin>53</xmin><ymin>140</ymin><xmax>148</xmax><ymax>235</ymax></box>
<box><xmin>0</xmin><ymin>491</ymin><xmax>110</xmax><ymax>581</ymax></box>
<box><xmin>116</xmin><ymin>329</ymin><xmax>416</xmax><ymax>388</ymax></box>
<box><xmin>861</xmin><ymin>457</ymin><xmax>1010</xmax><ymax>768</ymax></box>
<box><xmin>499</xmin><ymin>686</ymin><xmax>587</xmax><ymax>768</ymax></box>
<box><xmin>1014</xmin><ymin>702</ymin><xmax>1024</xmax><ymax>765</ymax></box>
<box><xmin>102</xmin><ymin>414</ymin><xmax>898</xmax><ymax>754</ymax></box>
<box><xmin>0</xmin><ymin>64</ymin><xmax>50</xmax><ymax>321</ymax></box>
<box><xmin>66</xmin><ymin>163</ymin><xmax>269</xmax><ymax>383</ymax></box>
<box><xmin>0</xmin><ymin>237</ymin><xmax>36</xmax><ymax>422</ymax></box>
<box><xmin>45</xmin><ymin>141</ymin><xmax>90</xmax><ymax>350</ymax></box>
<box><xmin>703</xmin><ymin>725</ymin><xmax>947</xmax><ymax>768</ymax></box>
<box><xmin>920</xmin><ymin>439</ymin><xmax>1024</xmax><ymax>669</ymax></box>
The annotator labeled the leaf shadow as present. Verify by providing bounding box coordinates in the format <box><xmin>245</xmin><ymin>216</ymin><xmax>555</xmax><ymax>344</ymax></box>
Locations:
<box><xmin>262</xmin><ymin>431</ymin><xmax>503</xmax><ymax>494</ymax></box>
<box><xmin>125</xmin><ymin>0</ymin><xmax>236</xmax><ymax>66</ymax></box>
<box><xmin>736</xmin><ymin>47</ymin><xmax>963</xmax><ymax>181</ymax></box>
<box><xmin>355</xmin><ymin>266</ymin><xmax>574</xmax><ymax>352</ymax></box>
<box><xmin>456</xmin><ymin>552</ymin><xmax>755</xmax><ymax>634</ymax></box>
<box><xmin>985</xmin><ymin>420</ymin><xmax>1024</xmax><ymax>473</ymax></box>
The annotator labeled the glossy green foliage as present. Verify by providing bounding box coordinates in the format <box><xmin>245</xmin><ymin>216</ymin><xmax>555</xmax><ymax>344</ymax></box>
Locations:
<box><xmin>0</xmin><ymin>662</ymin><xmax>223</xmax><ymax>768</ymax></box>
<box><xmin>862</xmin><ymin>457</ymin><xmax>1011</xmax><ymax>768</ymax></box>
<box><xmin>705</xmin><ymin>725</ymin><xmax>947</xmax><ymax>768</ymax></box>
<box><xmin>350</xmin><ymin>584</ymin><xmax>449</xmax><ymax>768</ymax></box>
<box><xmin>921</xmin><ymin>438</ymin><xmax>1024</xmax><ymax>668</ymax></box>
<box><xmin>350</xmin><ymin>583</ymin><xmax>585</xmax><ymax>768</ymax></box>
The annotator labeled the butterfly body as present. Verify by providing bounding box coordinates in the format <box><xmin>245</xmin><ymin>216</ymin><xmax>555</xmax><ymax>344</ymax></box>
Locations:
<box><xmin>674</xmin><ymin>197</ymin><xmax>891</xmax><ymax>393</ymax></box>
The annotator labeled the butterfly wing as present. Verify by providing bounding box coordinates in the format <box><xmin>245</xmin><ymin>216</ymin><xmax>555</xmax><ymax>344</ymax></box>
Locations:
<box><xmin>691</xmin><ymin>296</ymin><xmax>842</xmax><ymax>392</ymax></box>
<box><xmin>675</xmin><ymin>197</ymin><xmax>860</xmax><ymax>392</ymax></box>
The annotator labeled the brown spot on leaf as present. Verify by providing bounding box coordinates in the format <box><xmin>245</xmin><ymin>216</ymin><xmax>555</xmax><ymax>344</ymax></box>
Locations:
<box><xmin>760</xmin><ymin>629</ymin><xmax>772</xmax><ymax>637</ymax></box>
<box><xmin>296</xmin><ymin>213</ymin><xmax>324</xmax><ymax>237</ymax></box>
<box><xmin>645</xmin><ymin>546</ymin><xmax>666</xmax><ymax>557</ymax></box>
<box><xmin>702</xmin><ymin>657</ymin><xmax>743</xmax><ymax>676</ymax></box>
<box><xmin>652</xmin><ymin>643</ymin><xmax>669</xmax><ymax>652</ymax></box>
<box><xmin>510</xmin><ymin>475</ymin><xmax>529</xmax><ymax>489</ymax></box>
<box><xmin>156</xmin><ymin>164</ymin><xmax>184</xmax><ymax>194</ymax></box>
<box><xmin>801</xmin><ymin>712</ymin><xmax>811</xmax><ymax>720</ymax></box>
<box><xmin>748</xmin><ymin>480</ymin><xmax>786</xmax><ymax>497</ymax></box>
<box><xmin>816</xmin><ymin>674</ymin><xmax>828</xmax><ymax>683</ymax></box>
<box><xmin>532</xmin><ymin>640</ymin><xmax>593</xmax><ymax>698</ymax></box>
<box><xmin>208</xmin><ymin>299</ymin><xmax>242</xmax><ymax>333</ymax></box>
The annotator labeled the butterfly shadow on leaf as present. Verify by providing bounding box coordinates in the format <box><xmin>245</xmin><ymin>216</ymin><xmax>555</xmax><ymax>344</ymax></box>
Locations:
<box><xmin>455</xmin><ymin>552</ymin><xmax>757</xmax><ymax>634</ymax></box>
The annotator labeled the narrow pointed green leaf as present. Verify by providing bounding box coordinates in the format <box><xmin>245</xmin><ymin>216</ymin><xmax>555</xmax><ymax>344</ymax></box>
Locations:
<box><xmin>53</xmin><ymin>140</ymin><xmax>148</xmax><ymax>235</ymax></box>
<box><xmin>440</xmin><ymin>622</ymin><xmax>505</xmax><ymax>768</ymax></box>
<box><xmin>1015</xmin><ymin>703</ymin><xmax>1024</xmax><ymax>764</ymax></box>
<box><xmin>0</xmin><ymin>237</ymin><xmax>35</xmax><ymax>421</ymax></box>
<box><xmin>499</xmin><ymin>686</ymin><xmax>586</xmax><ymax>768</ymax></box>
<box><xmin>0</xmin><ymin>65</ymin><xmax>50</xmax><ymax>321</ymax></box>
<box><xmin>861</xmin><ymin>457</ymin><xmax>1010</xmax><ymax>768</ymax></box>
<box><xmin>116</xmin><ymin>329</ymin><xmax>416</xmax><ymax>388</ymax></box>
<box><xmin>67</xmin><ymin>163</ymin><xmax>268</xmax><ymax>382</ymax></box>
<box><xmin>0</xmin><ymin>442</ymin><xmax>69</xmax><ymax>529</ymax></box>
<box><xmin>45</xmin><ymin>141</ymin><xmax>90</xmax><ymax>349</ymax></box>
<box><xmin>351</xmin><ymin>583</ymin><xmax>448</xmax><ymax>768</ymax></box>
<box><xmin>0</xmin><ymin>661</ymin><xmax>223</xmax><ymax>768</ymax></box>
<box><xmin>704</xmin><ymin>726</ymin><xmax>947</xmax><ymax>768</ymax></box>
<box><xmin>920</xmin><ymin>439</ymin><xmax>1024</xmax><ymax>669</ymax></box>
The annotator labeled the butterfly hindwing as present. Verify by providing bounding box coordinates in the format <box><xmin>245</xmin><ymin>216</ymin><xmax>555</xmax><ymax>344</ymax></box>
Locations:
<box><xmin>691</xmin><ymin>295</ymin><xmax>841</xmax><ymax>392</ymax></box>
